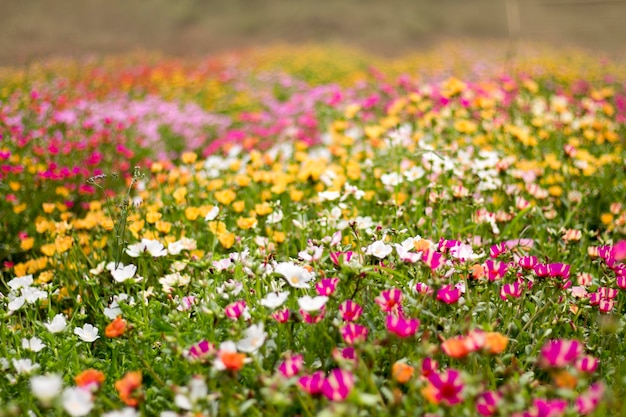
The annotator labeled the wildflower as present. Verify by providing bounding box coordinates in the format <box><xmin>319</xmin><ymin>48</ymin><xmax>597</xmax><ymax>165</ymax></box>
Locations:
<box><xmin>105</xmin><ymin>316</ymin><xmax>127</xmax><ymax>338</ymax></box>
<box><xmin>260</xmin><ymin>291</ymin><xmax>289</xmax><ymax>309</ymax></box>
<box><xmin>204</xmin><ymin>205</ymin><xmax>219</xmax><ymax>221</ymax></box>
<box><xmin>8</xmin><ymin>274</ymin><xmax>34</xmax><ymax>290</ymax></box>
<box><xmin>278</xmin><ymin>353</ymin><xmax>304</xmax><ymax>378</ymax></box>
<box><xmin>332</xmin><ymin>346</ymin><xmax>358</xmax><ymax>366</ymax></box>
<box><xmin>224</xmin><ymin>300</ymin><xmax>247</xmax><ymax>319</ymax></box>
<box><xmin>187</xmin><ymin>340</ymin><xmax>215</xmax><ymax>361</ymax></box>
<box><xmin>109</xmin><ymin>263</ymin><xmax>138</xmax><ymax>283</ymax></box>
<box><xmin>375</xmin><ymin>288</ymin><xmax>403</xmax><ymax>315</ymax></box>
<box><xmin>74</xmin><ymin>323</ymin><xmax>100</xmax><ymax>343</ymax></box>
<box><xmin>340</xmin><ymin>323</ymin><xmax>369</xmax><ymax>345</ymax></box>
<box><xmin>115</xmin><ymin>371</ymin><xmax>143</xmax><ymax>407</ymax></box>
<box><xmin>421</xmin><ymin>358</ymin><xmax>439</xmax><ymax>380</ymax></box>
<box><xmin>74</xmin><ymin>369</ymin><xmax>105</xmax><ymax>391</ymax></box>
<box><xmin>576</xmin><ymin>382</ymin><xmax>604</xmax><ymax>415</ymax></box>
<box><xmin>483</xmin><ymin>332</ymin><xmax>508</xmax><ymax>354</ymax></box>
<box><xmin>421</xmin><ymin>250</ymin><xmax>444</xmax><ymax>270</ymax></box>
<box><xmin>316</xmin><ymin>277</ymin><xmax>339</xmax><ymax>296</ymax></box>
<box><xmin>576</xmin><ymin>355</ymin><xmax>599</xmax><ymax>373</ymax></box>
<box><xmin>489</xmin><ymin>242</ymin><xmax>508</xmax><ymax>258</ymax></box>
<box><xmin>441</xmin><ymin>337</ymin><xmax>474</xmax><ymax>359</ymax></box>
<box><xmin>125</xmin><ymin>238</ymin><xmax>167</xmax><ymax>257</ymax></box>
<box><xmin>214</xmin><ymin>341</ymin><xmax>248</xmax><ymax>372</ymax></box>
<box><xmin>271</xmin><ymin>308</ymin><xmax>290</xmax><ymax>323</ymax></box>
<box><xmin>366</xmin><ymin>240</ymin><xmax>393</xmax><ymax>259</ymax></box>
<box><xmin>485</xmin><ymin>259</ymin><xmax>509</xmax><ymax>281</ymax></box>
<box><xmin>237</xmin><ymin>323</ymin><xmax>267</xmax><ymax>353</ymax></box>
<box><xmin>321</xmin><ymin>368</ymin><xmax>354</xmax><ymax>401</ymax></box>
<box><xmin>298</xmin><ymin>295</ymin><xmax>328</xmax><ymax>312</ymax></box>
<box><xmin>62</xmin><ymin>387</ymin><xmax>94</xmax><ymax>416</ymax></box>
<box><xmin>386</xmin><ymin>315</ymin><xmax>419</xmax><ymax>338</ymax></box>
<box><xmin>415</xmin><ymin>282</ymin><xmax>433</xmax><ymax>295</ymax></box>
<box><xmin>392</xmin><ymin>362</ymin><xmax>414</xmax><ymax>384</ymax></box>
<box><xmin>528</xmin><ymin>398</ymin><xmax>567</xmax><ymax>417</ymax></box>
<box><xmin>22</xmin><ymin>337</ymin><xmax>46</xmax><ymax>352</ymax></box>
<box><xmin>13</xmin><ymin>358</ymin><xmax>39</xmax><ymax>375</ymax></box>
<box><xmin>539</xmin><ymin>339</ymin><xmax>583</xmax><ymax>368</ymax></box>
<box><xmin>330</xmin><ymin>250</ymin><xmax>355</xmax><ymax>266</ymax></box>
<box><xmin>437</xmin><ymin>284</ymin><xmax>462</xmax><ymax>304</ymax></box>
<box><xmin>476</xmin><ymin>391</ymin><xmax>501</xmax><ymax>416</ymax></box>
<box><xmin>427</xmin><ymin>369</ymin><xmax>464</xmax><ymax>406</ymax></box>
<box><xmin>275</xmin><ymin>262</ymin><xmax>314</xmax><ymax>288</ymax></box>
<box><xmin>298</xmin><ymin>371</ymin><xmax>325</xmax><ymax>395</ymax></box>
<box><xmin>338</xmin><ymin>300</ymin><xmax>363</xmax><ymax>321</ymax></box>
<box><xmin>500</xmin><ymin>281</ymin><xmax>523</xmax><ymax>300</ymax></box>
<box><xmin>30</xmin><ymin>374</ymin><xmax>63</xmax><ymax>406</ymax></box>
<box><xmin>102</xmin><ymin>408</ymin><xmax>140</xmax><ymax>417</ymax></box>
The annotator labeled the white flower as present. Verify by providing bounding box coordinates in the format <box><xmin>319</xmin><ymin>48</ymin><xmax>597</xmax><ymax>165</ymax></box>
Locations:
<box><xmin>204</xmin><ymin>205</ymin><xmax>219</xmax><ymax>221</ymax></box>
<box><xmin>7</xmin><ymin>275</ymin><xmax>33</xmax><ymax>291</ymax></box>
<box><xmin>381</xmin><ymin>172</ymin><xmax>403</xmax><ymax>187</ymax></box>
<box><xmin>74</xmin><ymin>323</ymin><xmax>100</xmax><ymax>343</ymax></box>
<box><xmin>366</xmin><ymin>240</ymin><xmax>393</xmax><ymax>259</ymax></box>
<box><xmin>237</xmin><ymin>323</ymin><xmax>267</xmax><ymax>353</ymax></box>
<box><xmin>260</xmin><ymin>292</ymin><xmax>289</xmax><ymax>309</ymax></box>
<box><xmin>89</xmin><ymin>261</ymin><xmax>106</xmax><ymax>276</ymax></box>
<box><xmin>126</xmin><ymin>238</ymin><xmax>168</xmax><ymax>257</ymax></box>
<box><xmin>265</xmin><ymin>209</ymin><xmax>283</xmax><ymax>224</ymax></box>
<box><xmin>274</xmin><ymin>262</ymin><xmax>313</xmax><ymax>289</ymax></box>
<box><xmin>7</xmin><ymin>295</ymin><xmax>25</xmax><ymax>312</ymax></box>
<box><xmin>30</xmin><ymin>374</ymin><xmax>63</xmax><ymax>406</ymax></box>
<box><xmin>297</xmin><ymin>295</ymin><xmax>328</xmax><ymax>312</ymax></box>
<box><xmin>174</xmin><ymin>376</ymin><xmax>208</xmax><ymax>410</ymax></box>
<box><xmin>158</xmin><ymin>272</ymin><xmax>190</xmax><ymax>293</ymax></box>
<box><xmin>318</xmin><ymin>191</ymin><xmax>340</xmax><ymax>202</ymax></box>
<box><xmin>394</xmin><ymin>244</ymin><xmax>422</xmax><ymax>263</ymax></box>
<box><xmin>62</xmin><ymin>387</ymin><xmax>94</xmax><ymax>417</ymax></box>
<box><xmin>12</xmin><ymin>358</ymin><xmax>39</xmax><ymax>375</ymax></box>
<box><xmin>22</xmin><ymin>337</ymin><xmax>46</xmax><ymax>353</ymax></box>
<box><xmin>44</xmin><ymin>314</ymin><xmax>67</xmax><ymax>333</ymax></box>
<box><xmin>404</xmin><ymin>166</ymin><xmax>425</xmax><ymax>182</ymax></box>
<box><xmin>22</xmin><ymin>286</ymin><xmax>48</xmax><ymax>304</ymax></box>
<box><xmin>111</xmin><ymin>263</ymin><xmax>138</xmax><ymax>283</ymax></box>
<box><xmin>102</xmin><ymin>408</ymin><xmax>139</xmax><ymax>417</ymax></box>
<box><xmin>168</xmin><ymin>237</ymin><xmax>197</xmax><ymax>255</ymax></box>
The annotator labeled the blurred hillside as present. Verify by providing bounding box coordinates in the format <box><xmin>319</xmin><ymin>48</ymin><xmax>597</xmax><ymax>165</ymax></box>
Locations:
<box><xmin>1</xmin><ymin>0</ymin><xmax>625</xmax><ymax>65</ymax></box>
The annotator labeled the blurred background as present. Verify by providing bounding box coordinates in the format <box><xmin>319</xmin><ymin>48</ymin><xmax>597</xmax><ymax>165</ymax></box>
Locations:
<box><xmin>1</xmin><ymin>0</ymin><xmax>625</xmax><ymax>65</ymax></box>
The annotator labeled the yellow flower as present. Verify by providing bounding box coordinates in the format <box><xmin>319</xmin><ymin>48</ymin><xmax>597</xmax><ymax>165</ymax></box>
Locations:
<box><xmin>13</xmin><ymin>203</ymin><xmax>27</xmax><ymax>214</ymax></box>
<box><xmin>218</xmin><ymin>232</ymin><xmax>235</xmax><ymax>249</ymax></box>
<box><xmin>208</xmin><ymin>221</ymin><xmax>227</xmax><ymax>235</ymax></box>
<box><xmin>155</xmin><ymin>221</ymin><xmax>172</xmax><ymax>234</ymax></box>
<box><xmin>215</xmin><ymin>189</ymin><xmax>236</xmax><ymax>205</ymax></box>
<box><xmin>181</xmin><ymin>152</ymin><xmax>197</xmax><ymax>164</ymax></box>
<box><xmin>254</xmin><ymin>202</ymin><xmax>273</xmax><ymax>216</ymax></box>
<box><xmin>237</xmin><ymin>217</ymin><xmax>257</xmax><ymax>230</ymax></box>
<box><xmin>55</xmin><ymin>235</ymin><xmax>74</xmax><ymax>253</ymax></box>
<box><xmin>185</xmin><ymin>207</ymin><xmax>200</xmax><ymax>221</ymax></box>
<box><xmin>35</xmin><ymin>271</ymin><xmax>54</xmax><ymax>285</ymax></box>
<box><xmin>290</xmin><ymin>189</ymin><xmax>304</xmax><ymax>202</ymax></box>
<box><xmin>173</xmin><ymin>187</ymin><xmax>187</xmax><ymax>204</ymax></box>
<box><xmin>41</xmin><ymin>244</ymin><xmax>56</xmax><ymax>257</ymax></box>
<box><xmin>42</xmin><ymin>203</ymin><xmax>56</xmax><ymax>214</ymax></box>
<box><xmin>20</xmin><ymin>237</ymin><xmax>35</xmax><ymax>251</ymax></box>
<box><xmin>146</xmin><ymin>212</ymin><xmax>162</xmax><ymax>224</ymax></box>
<box><xmin>9</xmin><ymin>181</ymin><xmax>21</xmax><ymax>191</ymax></box>
<box><xmin>232</xmin><ymin>200</ymin><xmax>246</xmax><ymax>213</ymax></box>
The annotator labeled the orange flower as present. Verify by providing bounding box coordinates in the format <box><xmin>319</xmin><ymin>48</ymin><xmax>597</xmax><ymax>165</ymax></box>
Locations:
<box><xmin>552</xmin><ymin>370</ymin><xmax>578</xmax><ymax>389</ymax></box>
<box><xmin>75</xmin><ymin>369</ymin><xmax>105</xmax><ymax>390</ymax></box>
<box><xmin>421</xmin><ymin>382</ymin><xmax>440</xmax><ymax>405</ymax></box>
<box><xmin>471</xmin><ymin>264</ymin><xmax>486</xmax><ymax>279</ymax></box>
<box><xmin>115</xmin><ymin>371</ymin><xmax>143</xmax><ymax>407</ymax></box>
<box><xmin>441</xmin><ymin>337</ymin><xmax>473</xmax><ymax>359</ymax></box>
<box><xmin>392</xmin><ymin>362</ymin><xmax>415</xmax><ymax>384</ymax></box>
<box><xmin>219</xmin><ymin>351</ymin><xmax>247</xmax><ymax>372</ymax></box>
<box><xmin>483</xmin><ymin>332</ymin><xmax>508</xmax><ymax>354</ymax></box>
<box><xmin>105</xmin><ymin>316</ymin><xmax>127</xmax><ymax>338</ymax></box>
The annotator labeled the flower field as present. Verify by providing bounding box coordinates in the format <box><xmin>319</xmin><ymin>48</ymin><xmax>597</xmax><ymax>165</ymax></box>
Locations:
<box><xmin>1</xmin><ymin>44</ymin><xmax>626</xmax><ymax>416</ymax></box>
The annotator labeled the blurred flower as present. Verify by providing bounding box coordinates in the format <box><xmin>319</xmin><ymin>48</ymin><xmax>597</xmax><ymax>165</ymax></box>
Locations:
<box><xmin>437</xmin><ymin>284</ymin><xmax>462</xmax><ymax>304</ymax></box>
<box><xmin>340</xmin><ymin>323</ymin><xmax>369</xmax><ymax>345</ymax></box>
<box><xmin>260</xmin><ymin>292</ymin><xmax>289</xmax><ymax>309</ymax></box>
<box><xmin>12</xmin><ymin>358</ymin><xmax>39</xmax><ymax>375</ymax></box>
<box><xmin>338</xmin><ymin>300</ymin><xmax>363</xmax><ymax>321</ymax></box>
<box><xmin>214</xmin><ymin>341</ymin><xmax>248</xmax><ymax>372</ymax></box>
<box><xmin>74</xmin><ymin>369</ymin><xmax>105</xmax><ymax>391</ymax></box>
<box><xmin>427</xmin><ymin>369</ymin><xmax>464</xmax><ymax>406</ymax></box>
<box><xmin>392</xmin><ymin>361</ymin><xmax>414</xmax><ymax>384</ymax></box>
<box><xmin>540</xmin><ymin>339</ymin><xmax>583</xmax><ymax>368</ymax></box>
<box><xmin>386</xmin><ymin>315</ymin><xmax>419</xmax><ymax>338</ymax></box>
<box><xmin>298</xmin><ymin>371</ymin><xmax>325</xmax><ymax>395</ymax></box>
<box><xmin>105</xmin><ymin>316</ymin><xmax>127</xmax><ymax>338</ymax></box>
<box><xmin>375</xmin><ymin>288</ymin><xmax>403</xmax><ymax>315</ymax></box>
<box><xmin>62</xmin><ymin>387</ymin><xmax>94</xmax><ymax>416</ymax></box>
<box><xmin>321</xmin><ymin>368</ymin><xmax>354</xmax><ymax>401</ymax></box>
<box><xmin>30</xmin><ymin>373</ymin><xmax>63</xmax><ymax>406</ymax></box>
<box><xmin>115</xmin><ymin>371</ymin><xmax>143</xmax><ymax>407</ymax></box>
<box><xmin>278</xmin><ymin>353</ymin><xmax>304</xmax><ymax>378</ymax></box>
<box><xmin>22</xmin><ymin>337</ymin><xmax>46</xmax><ymax>352</ymax></box>
<box><xmin>237</xmin><ymin>323</ymin><xmax>267</xmax><ymax>353</ymax></box>
<box><xmin>476</xmin><ymin>390</ymin><xmax>501</xmax><ymax>416</ymax></box>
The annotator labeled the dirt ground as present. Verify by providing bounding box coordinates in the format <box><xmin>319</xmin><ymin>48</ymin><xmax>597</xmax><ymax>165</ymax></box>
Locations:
<box><xmin>1</xmin><ymin>0</ymin><xmax>625</xmax><ymax>66</ymax></box>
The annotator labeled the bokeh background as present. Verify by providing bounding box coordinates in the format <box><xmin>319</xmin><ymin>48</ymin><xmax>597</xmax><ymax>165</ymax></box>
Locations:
<box><xmin>1</xmin><ymin>0</ymin><xmax>625</xmax><ymax>65</ymax></box>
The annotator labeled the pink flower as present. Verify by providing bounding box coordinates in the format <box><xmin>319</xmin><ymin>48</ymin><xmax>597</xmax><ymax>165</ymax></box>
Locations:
<box><xmin>427</xmin><ymin>369</ymin><xmax>464</xmax><ymax>406</ymax></box>
<box><xmin>224</xmin><ymin>300</ymin><xmax>246</xmax><ymax>319</ymax></box>
<box><xmin>316</xmin><ymin>278</ymin><xmax>339</xmax><ymax>296</ymax></box>
<box><xmin>330</xmin><ymin>251</ymin><xmax>354</xmax><ymax>266</ymax></box>
<box><xmin>375</xmin><ymin>288</ymin><xmax>404</xmax><ymax>315</ymax></box>
<box><xmin>519</xmin><ymin>255</ymin><xmax>538</xmax><ymax>270</ymax></box>
<box><xmin>539</xmin><ymin>339</ymin><xmax>583</xmax><ymax>368</ymax></box>
<box><xmin>321</xmin><ymin>368</ymin><xmax>354</xmax><ymax>401</ymax></box>
<box><xmin>575</xmin><ymin>383</ymin><xmax>604</xmax><ymax>415</ymax></box>
<box><xmin>278</xmin><ymin>353</ymin><xmax>304</xmax><ymax>378</ymax></box>
<box><xmin>485</xmin><ymin>260</ymin><xmax>510</xmax><ymax>281</ymax></box>
<box><xmin>385</xmin><ymin>315</ymin><xmax>419</xmax><ymax>338</ymax></box>
<box><xmin>187</xmin><ymin>340</ymin><xmax>215</xmax><ymax>361</ymax></box>
<box><xmin>332</xmin><ymin>347</ymin><xmax>358</xmax><ymax>366</ymax></box>
<box><xmin>526</xmin><ymin>398</ymin><xmax>567</xmax><ymax>417</ymax></box>
<box><xmin>489</xmin><ymin>242</ymin><xmax>508</xmax><ymax>258</ymax></box>
<box><xmin>300</xmin><ymin>307</ymin><xmax>326</xmax><ymax>324</ymax></box>
<box><xmin>271</xmin><ymin>308</ymin><xmax>290</xmax><ymax>323</ymax></box>
<box><xmin>340</xmin><ymin>323</ymin><xmax>369</xmax><ymax>345</ymax></box>
<box><xmin>421</xmin><ymin>358</ymin><xmax>438</xmax><ymax>380</ymax></box>
<box><xmin>298</xmin><ymin>371</ymin><xmax>325</xmax><ymax>395</ymax></box>
<box><xmin>500</xmin><ymin>281</ymin><xmax>523</xmax><ymax>300</ymax></box>
<box><xmin>338</xmin><ymin>300</ymin><xmax>363</xmax><ymax>322</ymax></box>
<box><xmin>421</xmin><ymin>250</ymin><xmax>444</xmax><ymax>270</ymax></box>
<box><xmin>576</xmin><ymin>355</ymin><xmax>599</xmax><ymax>373</ymax></box>
<box><xmin>476</xmin><ymin>390</ymin><xmax>501</xmax><ymax>416</ymax></box>
<box><xmin>415</xmin><ymin>282</ymin><xmax>433</xmax><ymax>295</ymax></box>
<box><xmin>436</xmin><ymin>284</ymin><xmax>461</xmax><ymax>304</ymax></box>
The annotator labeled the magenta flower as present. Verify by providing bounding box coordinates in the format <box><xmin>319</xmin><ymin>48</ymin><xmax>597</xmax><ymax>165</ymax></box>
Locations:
<box><xmin>616</xmin><ymin>274</ymin><xmax>626</xmax><ymax>289</ymax></box>
<box><xmin>330</xmin><ymin>251</ymin><xmax>354</xmax><ymax>266</ymax></box>
<box><xmin>316</xmin><ymin>277</ymin><xmax>339</xmax><ymax>296</ymax></box>
<box><xmin>271</xmin><ymin>308</ymin><xmax>290</xmax><ymax>323</ymax></box>
<box><xmin>338</xmin><ymin>300</ymin><xmax>363</xmax><ymax>322</ymax></box>
<box><xmin>598</xmin><ymin>287</ymin><xmax>618</xmax><ymax>299</ymax></box>
<box><xmin>421</xmin><ymin>358</ymin><xmax>439</xmax><ymax>379</ymax></box>
<box><xmin>576</xmin><ymin>355</ymin><xmax>599</xmax><ymax>373</ymax></box>
<box><xmin>298</xmin><ymin>371</ymin><xmax>325</xmax><ymax>395</ymax></box>
<box><xmin>526</xmin><ymin>398</ymin><xmax>567</xmax><ymax>417</ymax></box>
<box><xmin>518</xmin><ymin>255</ymin><xmax>538</xmax><ymax>270</ymax></box>
<box><xmin>427</xmin><ymin>369</ymin><xmax>464</xmax><ymax>406</ymax></box>
<box><xmin>415</xmin><ymin>282</ymin><xmax>433</xmax><ymax>295</ymax></box>
<box><xmin>476</xmin><ymin>390</ymin><xmax>501</xmax><ymax>416</ymax></box>
<box><xmin>421</xmin><ymin>250</ymin><xmax>444</xmax><ymax>270</ymax></box>
<box><xmin>539</xmin><ymin>339</ymin><xmax>583</xmax><ymax>368</ymax></box>
<box><xmin>278</xmin><ymin>353</ymin><xmax>304</xmax><ymax>378</ymax></box>
<box><xmin>332</xmin><ymin>347</ymin><xmax>358</xmax><ymax>366</ymax></box>
<box><xmin>489</xmin><ymin>242</ymin><xmax>508</xmax><ymax>258</ymax></box>
<box><xmin>575</xmin><ymin>382</ymin><xmax>605</xmax><ymax>415</ymax></box>
<box><xmin>375</xmin><ymin>288</ymin><xmax>404</xmax><ymax>315</ymax></box>
<box><xmin>436</xmin><ymin>284</ymin><xmax>461</xmax><ymax>304</ymax></box>
<box><xmin>534</xmin><ymin>264</ymin><xmax>550</xmax><ymax>277</ymax></box>
<box><xmin>484</xmin><ymin>259</ymin><xmax>509</xmax><ymax>281</ymax></box>
<box><xmin>340</xmin><ymin>323</ymin><xmax>369</xmax><ymax>345</ymax></box>
<box><xmin>598</xmin><ymin>299</ymin><xmax>615</xmax><ymax>313</ymax></box>
<box><xmin>500</xmin><ymin>281</ymin><xmax>523</xmax><ymax>300</ymax></box>
<box><xmin>300</xmin><ymin>306</ymin><xmax>326</xmax><ymax>324</ymax></box>
<box><xmin>187</xmin><ymin>340</ymin><xmax>215</xmax><ymax>361</ymax></box>
<box><xmin>385</xmin><ymin>315</ymin><xmax>419</xmax><ymax>338</ymax></box>
<box><xmin>547</xmin><ymin>263</ymin><xmax>571</xmax><ymax>279</ymax></box>
<box><xmin>224</xmin><ymin>300</ymin><xmax>246</xmax><ymax>319</ymax></box>
<box><xmin>321</xmin><ymin>368</ymin><xmax>354</xmax><ymax>401</ymax></box>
